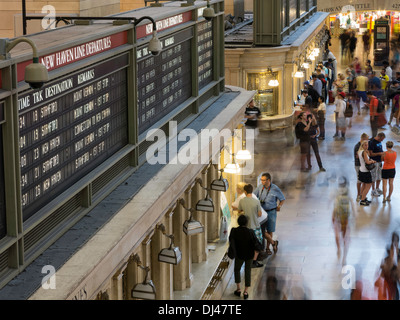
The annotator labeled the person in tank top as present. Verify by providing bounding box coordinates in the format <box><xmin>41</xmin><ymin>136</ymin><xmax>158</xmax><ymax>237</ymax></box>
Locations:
<box><xmin>381</xmin><ymin>141</ymin><xmax>397</xmax><ymax>203</ymax></box>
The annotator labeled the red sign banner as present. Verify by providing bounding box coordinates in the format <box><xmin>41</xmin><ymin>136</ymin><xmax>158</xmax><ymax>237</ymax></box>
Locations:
<box><xmin>0</xmin><ymin>31</ymin><xmax>128</xmax><ymax>88</ymax></box>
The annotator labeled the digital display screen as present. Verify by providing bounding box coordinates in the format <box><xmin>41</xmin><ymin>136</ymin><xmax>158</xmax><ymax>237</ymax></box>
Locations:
<box><xmin>137</xmin><ymin>27</ymin><xmax>193</xmax><ymax>134</ymax></box>
<box><xmin>198</xmin><ymin>20</ymin><xmax>214</xmax><ymax>90</ymax></box>
<box><xmin>17</xmin><ymin>53</ymin><xmax>129</xmax><ymax>220</ymax></box>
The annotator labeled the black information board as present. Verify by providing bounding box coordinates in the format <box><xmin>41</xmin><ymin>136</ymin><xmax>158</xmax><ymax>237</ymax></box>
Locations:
<box><xmin>198</xmin><ymin>21</ymin><xmax>213</xmax><ymax>90</ymax></box>
<box><xmin>18</xmin><ymin>54</ymin><xmax>129</xmax><ymax>220</ymax></box>
<box><xmin>0</xmin><ymin>110</ymin><xmax>5</xmax><ymax>238</ymax></box>
<box><xmin>137</xmin><ymin>27</ymin><xmax>193</xmax><ymax>134</ymax></box>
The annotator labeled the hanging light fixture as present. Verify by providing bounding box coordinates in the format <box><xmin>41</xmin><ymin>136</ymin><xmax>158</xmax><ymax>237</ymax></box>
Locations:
<box><xmin>302</xmin><ymin>62</ymin><xmax>310</xmax><ymax>69</ymax></box>
<box><xmin>131</xmin><ymin>254</ymin><xmax>156</xmax><ymax>300</ymax></box>
<box><xmin>235</xmin><ymin>126</ymin><xmax>252</xmax><ymax>160</ymax></box>
<box><xmin>224</xmin><ymin>158</ymin><xmax>240</xmax><ymax>174</ymax></box>
<box><xmin>264</xmin><ymin>67</ymin><xmax>279</xmax><ymax>87</ymax></box>
<box><xmin>294</xmin><ymin>68</ymin><xmax>305</xmax><ymax>78</ymax></box>
<box><xmin>179</xmin><ymin>199</ymin><xmax>204</xmax><ymax>235</ymax></box>
<box><xmin>268</xmin><ymin>79</ymin><xmax>279</xmax><ymax>87</ymax></box>
<box><xmin>195</xmin><ymin>178</ymin><xmax>215</xmax><ymax>212</ymax></box>
<box><xmin>236</xmin><ymin>149</ymin><xmax>252</xmax><ymax>160</ymax></box>
<box><xmin>210</xmin><ymin>169</ymin><xmax>229</xmax><ymax>192</ymax></box>
<box><xmin>157</xmin><ymin>224</ymin><xmax>182</xmax><ymax>265</ymax></box>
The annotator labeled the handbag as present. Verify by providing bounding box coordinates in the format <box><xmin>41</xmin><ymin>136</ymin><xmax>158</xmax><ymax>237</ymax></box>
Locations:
<box><xmin>366</xmin><ymin>162</ymin><xmax>375</xmax><ymax>171</ymax></box>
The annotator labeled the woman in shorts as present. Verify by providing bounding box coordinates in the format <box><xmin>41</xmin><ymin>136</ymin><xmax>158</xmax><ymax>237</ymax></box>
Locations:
<box><xmin>381</xmin><ymin>141</ymin><xmax>397</xmax><ymax>203</ymax></box>
<box><xmin>358</xmin><ymin>140</ymin><xmax>376</xmax><ymax>206</ymax></box>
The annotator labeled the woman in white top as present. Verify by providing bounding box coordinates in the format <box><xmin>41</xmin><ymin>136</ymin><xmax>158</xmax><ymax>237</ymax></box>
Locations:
<box><xmin>358</xmin><ymin>140</ymin><xmax>376</xmax><ymax>206</ymax></box>
<box><xmin>317</xmin><ymin>96</ymin><xmax>326</xmax><ymax>140</ymax></box>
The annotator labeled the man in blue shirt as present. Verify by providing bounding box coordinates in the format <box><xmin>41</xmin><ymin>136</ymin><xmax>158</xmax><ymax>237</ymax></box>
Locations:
<box><xmin>254</xmin><ymin>172</ymin><xmax>285</xmax><ymax>255</ymax></box>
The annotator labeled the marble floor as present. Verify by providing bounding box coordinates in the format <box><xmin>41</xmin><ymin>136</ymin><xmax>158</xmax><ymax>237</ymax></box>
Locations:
<box><xmin>221</xmin><ymin>34</ymin><xmax>400</xmax><ymax>300</ymax></box>
<box><xmin>173</xmin><ymin>33</ymin><xmax>399</xmax><ymax>301</ymax></box>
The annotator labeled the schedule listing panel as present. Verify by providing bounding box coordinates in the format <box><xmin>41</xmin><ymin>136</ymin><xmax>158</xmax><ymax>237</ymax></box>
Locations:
<box><xmin>18</xmin><ymin>53</ymin><xmax>129</xmax><ymax>220</ymax></box>
<box><xmin>137</xmin><ymin>27</ymin><xmax>193</xmax><ymax>134</ymax></box>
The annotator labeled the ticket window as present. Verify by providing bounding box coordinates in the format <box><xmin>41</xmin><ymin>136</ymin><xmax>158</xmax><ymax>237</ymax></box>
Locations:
<box><xmin>246</xmin><ymin>73</ymin><xmax>279</xmax><ymax>116</ymax></box>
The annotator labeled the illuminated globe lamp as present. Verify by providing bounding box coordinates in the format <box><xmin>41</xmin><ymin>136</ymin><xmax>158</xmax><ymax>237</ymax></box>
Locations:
<box><xmin>235</xmin><ymin>149</ymin><xmax>252</xmax><ymax>160</ymax></box>
<box><xmin>268</xmin><ymin>79</ymin><xmax>279</xmax><ymax>87</ymax></box>
<box><xmin>294</xmin><ymin>69</ymin><xmax>304</xmax><ymax>78</ymax></box>
<box><xmin>224</xmin><ymin>160</ymin><xmax>240</xmax><ymax>174</ymax></box>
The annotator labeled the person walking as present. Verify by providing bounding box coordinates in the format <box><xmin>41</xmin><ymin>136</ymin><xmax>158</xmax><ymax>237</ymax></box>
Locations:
<box><xmin>381</xmin><ymin>141</ymin><xmax>397</xmax><ymax>203</ymax></box>
<box><xmin>295</xmin><ymin>112</ymin><xmax>312</xmax><ymax>171</ymax></box>
<box><xmin>366</xmin><ymin>91</ymin><xmax>379</xmax><ymax>138</ymax></box>
<box><xmin>349</xmin><ymin>31</ymin><xmax>357</xmax><ymax>60</ymax></box>
<box><xmin>358</xmin><ymin>140</ymin><xmax>376</xmax><ymax>206</ymax></box>
<box><xmin>362</xmin><ymin>31</ymin><xmax>371</xmax><ymax>58</ymax></box>
<box><xmin>229</xmin><ymin>214</ymin><xmax>263</xmax><ymax>300</ymax></box>
<box><xmin>354</xmin><ymin>71</ymin><xmax>369</xmax><ymax>114</ymax></box>
<box><xmin>354</xmin><ymin>133</ymin><xmax>370</xmax><ymax>202</ymax></box>
<box><xmin>334</xmin><ymin>91</ymin><xmax>347</xmax><ymax>140</ymax></box>
<box><xmin>369</xmin><ymin>132</ymin><xmax>386</xmax><ymax>197</ymax></box>
<box><xmin>307</xmin><ymin>114</ymin><xmax>326</xmax><ymax>171</ymax></box>
<box><xmin>317</xmin><ymin>96</ymin><xmax>326</xmax><ymax>140</ymax></box>
<box><xmin>237</xmin><ymin>184</ymin><xmax>264</xmax><ymax>268</ymax></box>
<box><xmin>332</xmin><ymin>176</ymin><xmax>356</xmax><ymax>265</ymax></box>
<box><xmin>253</xmin><ymin>172</ymin><xmax>285</xmax><ymax>256</ymax></box>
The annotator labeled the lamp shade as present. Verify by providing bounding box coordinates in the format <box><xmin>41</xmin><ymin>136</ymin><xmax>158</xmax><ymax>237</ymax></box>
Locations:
<box><xmin>158</xmin><ymin>245</ymin><xmax>182</xmax><ymax>265</ymax></box>
<box><xmin>131</xmin><ymin>280</ymin><xmax>156</xmax><ymax>300</ymax></box>
<box><xmin>210</xmin><ymin>177</ymin><xmax>229</xmax><ymax>192</ymax></box>
<box><xmin>294</xmin><ymin>71</ymin><xmax>304</xmax><ymax>78</ymax></box>
<box><xmin>268</xmin><ymin>79</ymin><xmax>279</xmax><ymax>87</ymax></box>
<box><xmin>196</xmin><ymin>196</ymin><xmax>214</xmax><ymax>212</ymax></box>
<box><xmin>236</xmin><ymin>149</ymin><xmax>252</xmax><ymax>160</ymax></box>
<box><xmin>224</xmin><ymin>162</ymin><xmax>240</xmax><ymax>174</ymax></box>
<box><xmin>183</xmin><ymin>218</ymin><xmax>204</xmax><ymax>235</ymax></box>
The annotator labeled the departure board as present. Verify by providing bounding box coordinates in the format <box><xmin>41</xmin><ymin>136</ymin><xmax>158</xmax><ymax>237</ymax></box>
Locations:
<box><xmin>137</xmin><ymin>27</ymin><xmax>193</xmax><ymax>134</ymax></box>
<box><xmin>18</xmin><ymin>53</ymin><xmax>129</xmax><ymax>221</ymax></box>
<box><xmin>0</xmin><ymin>111</ymin><xmax>5</xmax><ymax>238</ymax></box>
<box><xmin>197</xmin><ymin>21</ymin><xmax>213</xmax><ymax>90</ymax></box>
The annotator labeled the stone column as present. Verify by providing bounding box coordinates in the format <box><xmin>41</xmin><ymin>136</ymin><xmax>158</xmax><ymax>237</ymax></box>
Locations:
<box><xmin>112</xmin><ymin>263</ymin><xmax>127</xmax><ymax>300</ymax></box>
<box><xmin>151</xmin><ymin>209</ymin><xmax>175</xmax><ymax>300</ymax></box>
<box><xmin>191</xmin><ymin>170</ymin><xmax>208</xmax><ymax>263</ymax></box>
<box><xmin>207</xmin><ymin>164</ymin><xmax>221</xmax><ymax>241</ymax></box>
<box><xmin>173</xmin><ymin>187</ymin><xmax>194</xmax><ymax>290</ymax></box>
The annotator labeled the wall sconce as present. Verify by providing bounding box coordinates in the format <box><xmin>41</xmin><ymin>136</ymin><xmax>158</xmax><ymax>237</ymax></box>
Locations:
<box><xmin>302</xmin><ymin>61</ymin><xmax>310</xmax><ymax>69</ymax></box>
<box><xmin>179</xmin><ymin>199</ymin><xmax>205</xmax><ymax>235</ymax></box>
<box><xmin>224</xmin><ymin>160</ymin><xmax>240</xmax><ymax>174</ymax></box>
<box><xmin>0</xmin><ymin>37</ymin><xmax>49</xmax><ymax>89</ymax></box>
<box><xmin>210</xmin><ymin>169</ymin><xmax>229</xmax><ymax>192</ymax></box>
<box><xmin>294</xmin><ymin>67</ymin><xmax>305</xmax><ymax>78</ymax></box>
<box><xmin>156</xmin><ymin>223</ymin><xmax>182</xmax><ymax>265</ymax></box>
<box><xmin>130</xmin><ymin>253</ymin><xmax>156</xmax><ymax>300</ymax></box>
<box><xmin>195</xmin><ymin>178</ymin><xmax>215</xmax><ymax>212</ymax></box>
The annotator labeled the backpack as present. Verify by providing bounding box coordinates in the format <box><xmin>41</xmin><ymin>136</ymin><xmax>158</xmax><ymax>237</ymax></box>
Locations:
<box><xmin>377</xmin><ymin>99</ymin><xmax>385</xmax><ymax>113</ymax></box>
<box><xmin>344</xmin><ymin>99</ymin><xmax>353</xmax><ymax>118</ymax></box>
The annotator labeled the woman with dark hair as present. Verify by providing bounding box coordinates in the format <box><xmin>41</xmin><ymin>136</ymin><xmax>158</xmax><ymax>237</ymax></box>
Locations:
<box><xmin>295</xmin><ymin>112</ymin><xmax>312</xmax><ymax>171</ymax></box>
<box><xmin>229</xmin><ymin>214</ymin><xmax>263</xmax><ymax>300</ymax></box>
